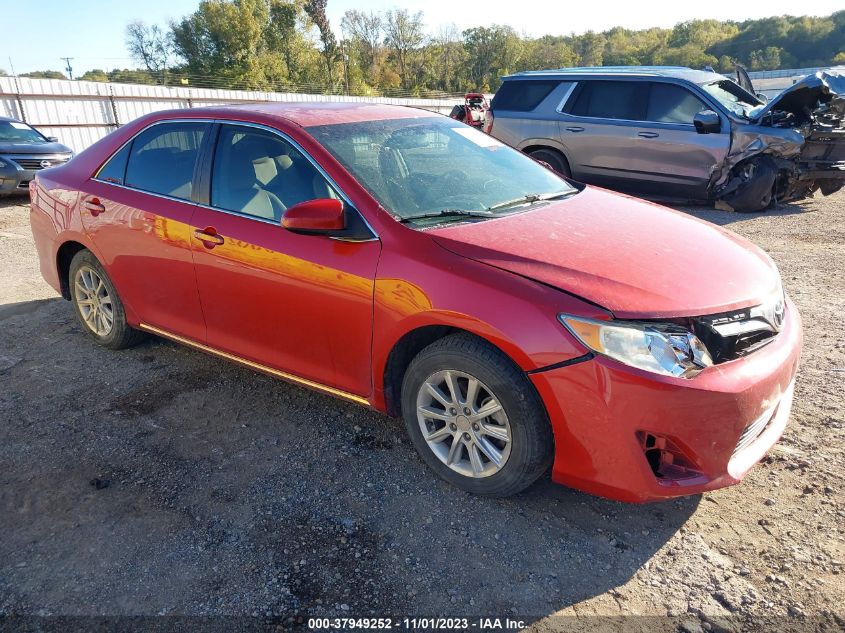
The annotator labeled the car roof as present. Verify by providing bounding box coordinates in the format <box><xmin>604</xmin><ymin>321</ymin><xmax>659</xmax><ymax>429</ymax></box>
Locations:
<box><xmin>503</xmin><ymin>66</ymin><xmax>722</xmax><ymax>84</ymax></box>
<box><xmin>173</xmin><ymin>102</ymin><xmax>436</xmax><ymax>127</ymax></box>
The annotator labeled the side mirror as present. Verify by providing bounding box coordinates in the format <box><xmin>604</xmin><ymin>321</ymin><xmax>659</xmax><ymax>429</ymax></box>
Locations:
<box><xmin>47</xmin><ymin>136</ymin><xmax>59</xmax><ymax>142</ymax></box>
<box><xmin>282</xmin><ymin>198</ymin><xmax>345</xmax><ymax>234</ymax></box>
<box><xmin>693</xmin><ymin>110</ymin><xmax>721</xmax><ymax>134</ymax></box>
<box><xmin>756</xmin><ymin>92</ymin><xmax>769</xmax><ymax>104</ymax></box>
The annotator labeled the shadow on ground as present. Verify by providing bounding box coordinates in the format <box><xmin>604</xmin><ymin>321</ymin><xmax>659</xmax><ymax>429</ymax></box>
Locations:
<box><xmin>0</xmin><ymin>297</ymin><xmax>700</xmax><ymax>622</ymax></box>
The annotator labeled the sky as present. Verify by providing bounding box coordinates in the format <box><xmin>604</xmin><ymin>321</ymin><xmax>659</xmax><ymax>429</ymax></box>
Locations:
<box><xmin>2</xmin><ymin>0</ymin><xmax>843</xmax><ymax>75</ymax></box>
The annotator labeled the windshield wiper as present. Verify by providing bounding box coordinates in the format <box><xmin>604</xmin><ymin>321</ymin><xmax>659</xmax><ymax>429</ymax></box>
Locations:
<box><xmin>486</xmin><ymin>190</ymin><xmax>575</xmax><ymax>212</ymax></box>
<box><xmin>397</xmin><ymin>209</ymin><xmax>495</xmax><ymax>223</ymax></box>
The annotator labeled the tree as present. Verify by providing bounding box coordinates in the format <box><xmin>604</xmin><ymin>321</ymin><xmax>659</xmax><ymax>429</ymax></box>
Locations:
<box><xmin>341</xmin><ymin>10</ymin><xmax>382</xmax><ymax>77</ymax></box>
<box><xmin>126</xmin><ymin>20</ymin><xmax>172</xmax><ymax>84</ymax></box>
<box><xmin>304</xmin><ymin>0</ymin><xmax>340</xmax><ymax>87</ymax></box>
<box><xmin>79</xmin><ymin>69</ymin><xmax>109</xmax><ymax>82</ymax></box>
<box><xmin>463</xmin><ymin>25</ymin><xmax>523</xmax><ymax>91</ymax></box>
<box><xmin>383</xmin><ymin>9</ymin><xmax>425</xmax><ymax>90</ymax></box>
<box><xmin>20</xmin><ymin>71</ymin><xmax>68</xmax><ymax>80</ymax></box>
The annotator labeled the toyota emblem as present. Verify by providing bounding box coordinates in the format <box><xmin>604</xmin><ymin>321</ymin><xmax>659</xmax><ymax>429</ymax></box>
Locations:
<box><xmin>40</xmin><ymin>160</ymin><xmax>52</xmax><ymax>169</ymax></box>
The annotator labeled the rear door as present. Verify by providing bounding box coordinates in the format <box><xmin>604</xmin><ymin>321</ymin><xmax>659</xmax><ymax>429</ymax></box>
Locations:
<box><xmin>81</xmin><ymin>121</ymin><xmax>208</xmax><ymax>341</ymax></box>
<box><xmin>627</xmin><ymin>82</ymin><xmax>730</xmax><ymax>198</ymax></box>
<box><xmin>558</xmin><ymin>80</ymin><xmax>649</xmax><ymax>189</ymax></box>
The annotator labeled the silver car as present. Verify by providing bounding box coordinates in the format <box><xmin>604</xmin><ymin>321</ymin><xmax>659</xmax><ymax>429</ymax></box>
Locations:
<box><xmin>487</xmin><ymin>66</ymin><xmax>845</xmax><ymax>212</ymax></box>
<box><xmin>0</xmin><ymin>116</ymin><xmax>73</xmax><ymax>195</ymax></box>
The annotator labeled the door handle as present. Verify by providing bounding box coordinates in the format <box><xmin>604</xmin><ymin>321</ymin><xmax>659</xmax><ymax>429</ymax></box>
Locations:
<box><xmin>565</xmin><ymin>126</ymin><xmax>585</xmax><ymax>133</ymax></box>
<box><xmin>638</xmin><ymin>131</ymin><xmax>660</xmax><ymax>138</ymax></box>
<box><xmin>194</xmin><ymin>227</ymin><xmax>225</xmax><ymax>248</ymax></box>
<box><xmin>82</xmin><ymin>198</ymin><xmax>106</xmax><ymax>217</ymax></box>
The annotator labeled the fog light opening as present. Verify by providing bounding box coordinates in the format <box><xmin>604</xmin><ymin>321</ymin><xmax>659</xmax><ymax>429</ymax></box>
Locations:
<box><xmin>637</xmin><ymin>432</ymin><xmax>703</xmax><ymax>483</ymax></box>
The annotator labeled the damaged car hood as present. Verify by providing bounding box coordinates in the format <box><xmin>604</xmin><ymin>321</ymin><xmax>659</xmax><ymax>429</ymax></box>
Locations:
<box><xmin>754</xmin><ymin>71</ymin><xmax>845</xmax><ymax>125</ymax></box>
<box><xmin>428</xmin><ymin>187</ymin><xmax>781</xmax><ymax>319</ymax></box>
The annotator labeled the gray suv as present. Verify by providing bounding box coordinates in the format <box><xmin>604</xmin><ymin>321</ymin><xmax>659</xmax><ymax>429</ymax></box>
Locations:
<box><xmin>487</xmin><ymin>66</ymin><xmax>845</xmax><ymax>211</ymax></box>
<box><xmin>0</xmin><ymin>116</ymin><xmax>73</xmax><ymax>196</ymax></box>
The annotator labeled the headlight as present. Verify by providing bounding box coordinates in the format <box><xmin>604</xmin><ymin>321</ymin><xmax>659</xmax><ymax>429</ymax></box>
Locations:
<box><xmin>0</xmin><ymin>158</ymin><xmax>7</xmax><ymax>167</ymax></box>
<box><xmin>559</xmin><ymin>315</ymin><xmax>713</xmax><ymax>378</ymax></box>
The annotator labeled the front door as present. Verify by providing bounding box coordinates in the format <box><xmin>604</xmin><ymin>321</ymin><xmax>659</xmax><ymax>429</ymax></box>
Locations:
<box><xmin>81</xmin><ymin>121</ymin><xmax>209</xmax><ymax>341</ymax></box>
<box><xmin>190</xmin><ymin>123</ymin><xmax>381</xmax><ymax>396</ymax></box>
<box><xmin>625</xmin><ymin>82</ymin><xmax>730</xmax><ymax>199</ymax></box>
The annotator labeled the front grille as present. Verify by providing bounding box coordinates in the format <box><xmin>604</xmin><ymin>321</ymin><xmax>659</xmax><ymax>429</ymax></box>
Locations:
<box><xmin>7</xmin><ymin>156</ymin><xmax>70</xmax><ymax>171</ymax></box>
<box><xmin>692</xmin><ymin>295</ymin><xmax>784</xmax><ymax>363</ymax></box>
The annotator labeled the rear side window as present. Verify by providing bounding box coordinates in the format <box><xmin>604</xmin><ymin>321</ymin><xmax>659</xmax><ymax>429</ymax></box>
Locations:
<box><xmin>646</xmin><ymin>83</ymin><xmax>706</xmax><ymax>124</ymax></box>
<box><xmin>492</xmin><ymin>80</ymin><xmax>560</xmax><ymax>112</ymax></box>
<box><xmin>569</xmin><ymin>81</ymin><xmax>648</xmax><ymax>121</ymax></box>
<box><xmin>124</xmin><ymin>122</ymin><xmax>208</xmax><ymax>200</ymax></box>
<box><xmin>96</xmin><ymin>143</ymin><xmax>131</xmax><ymax>184</ymax></box>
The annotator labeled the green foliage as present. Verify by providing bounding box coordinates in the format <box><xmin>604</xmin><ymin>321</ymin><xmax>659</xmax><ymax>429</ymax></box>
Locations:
<box><xmin>79</xmin><ymin>69</ymin><xmax>110</xmax><ymax>82</ymax></box>
<box><xmin>20</xmin><ymin>7</ymin><xmax>844</xmax><ymax>95</ymax></box>
<box><xmin>20</xmin><ymin>70</ymin><xmax>68</xmax><ymax>80</ymax></box>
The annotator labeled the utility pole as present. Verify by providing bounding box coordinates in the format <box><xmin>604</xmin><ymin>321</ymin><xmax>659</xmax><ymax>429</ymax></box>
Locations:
<box><xmin>60</xmin><ymin>57</ymin><xmax>74</xmax><ymax>80</ymax></box>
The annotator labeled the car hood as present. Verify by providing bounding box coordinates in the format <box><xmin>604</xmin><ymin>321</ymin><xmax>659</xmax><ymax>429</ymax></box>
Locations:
<box><xmin>0</xmin><ymin>140</ymin><xmax>72</xmax><ymax>155</ymax></box>
<box><xmin>428</xmin><ymin>187</ymin><xmax>780</xmax><ymax>319</ymax></box>
<box><xmin>755</xmin><ymin>70</ymin><xmax>845</xmax><ymax>124</ymax></box>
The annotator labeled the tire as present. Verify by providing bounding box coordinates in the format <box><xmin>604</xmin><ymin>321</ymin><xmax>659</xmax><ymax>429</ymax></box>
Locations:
<box><xmin>721</xmin><ymin>157</ymin><xmax>777</xmax><ymax>213</ymax></box>
<box><xmin>68</xmin><ymin>249</ymin><xmax>146</xmax><ymax>350</ymax></box>
<box><xmin>401</xmin><ymin>333</ymin><xmax>553</xmax><ymax>497</ymax></box>
<box><xmin>528</xmin><ymin>148</ymin><xmax>571</xmax><ymax>178</ymax></box>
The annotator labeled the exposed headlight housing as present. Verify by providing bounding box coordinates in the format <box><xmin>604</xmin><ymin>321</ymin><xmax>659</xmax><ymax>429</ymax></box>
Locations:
<box><xmin>559</xmin><ymin>315</ymin><xmax>713</xmax><ymax>378</ymax></box>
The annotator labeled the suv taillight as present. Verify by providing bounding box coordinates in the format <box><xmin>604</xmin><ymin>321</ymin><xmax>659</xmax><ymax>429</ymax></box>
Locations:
<box><xmin>482</xmin><ymin>109</ymin><xmax>494</xmax><ymax>135</ymax></box>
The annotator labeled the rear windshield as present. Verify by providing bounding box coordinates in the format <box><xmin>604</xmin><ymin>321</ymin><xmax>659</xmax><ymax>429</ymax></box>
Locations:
<box><xmin>491</xmin><ymin>80</ymin><xmax>560</xmax><ymax>111</ymax></box>
<box><xmin>0</xmin><ymin>120</ymin><xmax>47</xmax><ymax>144</ymax></box>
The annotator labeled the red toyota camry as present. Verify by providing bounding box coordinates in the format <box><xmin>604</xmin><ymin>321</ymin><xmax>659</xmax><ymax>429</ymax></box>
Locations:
<box><xmin>29</xmin><ymin>103</ymin><xmax>801</xmax><ymax>501</ymax></box>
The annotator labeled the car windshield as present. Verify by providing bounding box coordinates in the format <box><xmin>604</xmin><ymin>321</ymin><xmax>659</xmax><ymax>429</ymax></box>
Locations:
<box><xmin>700</xmin><ymin>80</ymin><xmax>765</xmax><ymax>120</ymax></box>
<box><xmin>0</xmin><ymin>120</ymin><xmax>47</xmax><ymax>144</ymax></box>
<box><xmin>306</xmin><ymin>116</ymin><xmax>577</xmax><ymax>223</ymax></box>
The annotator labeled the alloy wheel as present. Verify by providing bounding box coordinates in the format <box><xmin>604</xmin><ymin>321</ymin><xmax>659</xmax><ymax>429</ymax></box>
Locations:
<box><xmin>416</xmin><ymin>370</ymin><xmax>512</xmax><ymax>478</ymax></box>
<box><xmin>74</xmin><ymin>266</ymin><xmax>114</xmax><ymax>337</ymax></box>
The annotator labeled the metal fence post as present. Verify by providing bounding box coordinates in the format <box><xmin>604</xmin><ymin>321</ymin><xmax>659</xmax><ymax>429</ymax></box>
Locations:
<box><xmin>12</xmin><ymin>75</ymin><xmax>26</xmax><ymax>122</ymax></box>
<box><xmin>108</xmin><ymin>85</ymin><xmax>120</xmax><ymax>128</ymax></box>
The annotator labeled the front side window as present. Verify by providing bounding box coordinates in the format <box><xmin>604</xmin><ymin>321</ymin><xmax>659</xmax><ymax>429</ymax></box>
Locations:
<box><xmin>569</xmin><ymin>81</ymin><xmax>649</xmax><ymax>121</ymax></box>
<box><xmin>124</xmin><ymin>122</ymin><xmax>208</xmax><ymax>200</ymax></box>
<box><xmin>700</xmin><ymin>80</ymin><xmax>764</xmax><ymax>120</ymax></box>
<box><xmin>210</xmin><ymin>125</ymin><xmax>339</xmax><ymax>221</ymax></box>
<box><xmin>0</xmin><ymin>120</ymin><xmax>47</xmax><ymax>144</ymax></box>
<box><xmin>646</xmin><ymin>83</ymin><xmax>707</xmax><ymax>124</ymax></box>
<box><xmin>306</xmin><ymin>116</ymin><xmax>577</xmax><ymax>223</ymax></box>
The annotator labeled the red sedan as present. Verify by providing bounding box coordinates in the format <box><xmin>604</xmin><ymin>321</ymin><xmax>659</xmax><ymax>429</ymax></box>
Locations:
<box><xmin>29</xmin><ymin>103</ymin><xmax>801</xmax><ymax>501</ymax></box>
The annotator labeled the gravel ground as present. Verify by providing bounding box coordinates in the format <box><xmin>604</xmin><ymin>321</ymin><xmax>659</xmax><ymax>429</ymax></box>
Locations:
<box><xmin>0</xmin><ymin>191</ymin><xmax>843</xmax><ymax>632</ymax></box>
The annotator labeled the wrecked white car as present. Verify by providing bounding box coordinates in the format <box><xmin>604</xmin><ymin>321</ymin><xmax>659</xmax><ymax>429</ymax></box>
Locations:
<box><xmin>487</xmin><ymin>67</ymin><xmax>845</xmax><ymax>212</ymax></box>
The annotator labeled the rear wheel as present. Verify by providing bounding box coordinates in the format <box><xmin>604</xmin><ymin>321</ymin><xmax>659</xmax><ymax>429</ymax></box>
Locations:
<box><xmin>528</xmin><ymin>148</ymin><xmax>571</xmax><ymax>178</ymax></box>
<box><xmin>401</xmin><ymin>333</ymin><xmax>553</xmax><ymax>497</ymax></box>
<box><xmin>69</xmin><ymin>250</ymin><xmax>146</xmax><ymax>350</ymax></box>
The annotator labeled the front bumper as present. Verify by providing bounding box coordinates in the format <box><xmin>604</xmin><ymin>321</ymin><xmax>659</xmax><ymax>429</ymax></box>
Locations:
<box><xmin>531</xmin><ymin>298</ymin><xmax>802</xmax><ymax>502</ymax></box>
<box><xmin>0</xmin><ymin>163</ymin><xmax>33</xmax><ymax>194</ymax></box>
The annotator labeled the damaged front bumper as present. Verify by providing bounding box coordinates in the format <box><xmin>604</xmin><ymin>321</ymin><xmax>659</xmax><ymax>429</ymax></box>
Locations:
<box><xmin>712</xmin><ymin>71</ymin><xmax>845</xmax><ymax>210</ymax></box>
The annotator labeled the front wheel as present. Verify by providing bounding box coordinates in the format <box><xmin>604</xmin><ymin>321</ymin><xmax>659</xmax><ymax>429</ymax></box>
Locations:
<box><xmin>401</xmin><ymin>333</ymin><xmax>553</xmax><ymax>497</ymax></box>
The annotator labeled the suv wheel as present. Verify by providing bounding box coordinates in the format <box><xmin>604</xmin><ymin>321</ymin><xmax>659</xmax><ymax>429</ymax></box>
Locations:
<box><xmin>528</xmin><ymin>148</ymin><xmax>571</xmax><ymax>178</ymax></box>
<box><xmin>69</xmin><ymin>250</ymin><xmax>146</xmax><ymax>350</ymax></box>
<box><xmin>401</xmin><ymin>333</ymin><xmax>553</xmax><ymax>497</ymax></box>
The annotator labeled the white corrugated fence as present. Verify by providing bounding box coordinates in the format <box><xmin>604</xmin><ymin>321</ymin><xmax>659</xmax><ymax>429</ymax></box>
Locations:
<box><xmin>0</xmin><ymin>76</ymin><xmax>463</xmax><ymax>153</ymax></box>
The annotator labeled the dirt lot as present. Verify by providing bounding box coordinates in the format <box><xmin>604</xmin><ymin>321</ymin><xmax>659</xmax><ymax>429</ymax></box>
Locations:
<box><xmin>0</xmin><ymin>191</ymin><xmax>843</xmax><ymax>632</ymax></box>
